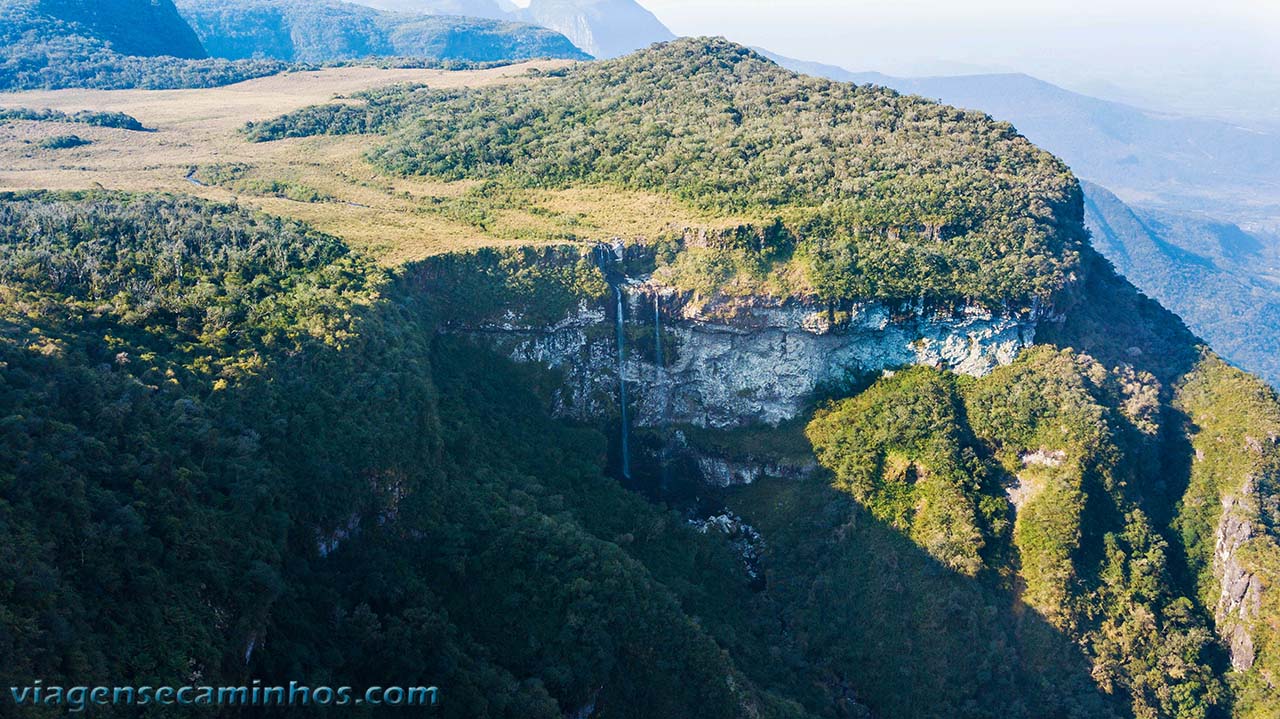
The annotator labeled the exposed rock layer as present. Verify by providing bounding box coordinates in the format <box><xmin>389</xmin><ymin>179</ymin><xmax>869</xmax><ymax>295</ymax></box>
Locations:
<box><xmin>1215</xmin><ymin>481</ymin><xmax>1263</xmax><ymax>671</ymax></box>
<box><xmin>473</xmin><ymin>283</ymin><xmax>1040</xmax><ymax>430</ymax></box>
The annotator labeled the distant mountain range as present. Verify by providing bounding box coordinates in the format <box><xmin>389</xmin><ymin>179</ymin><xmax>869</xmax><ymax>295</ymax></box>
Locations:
<box><xmin>0</xmin><ymin>0</ymin><xmax>207</xmax><ymax>61</ymax></box>
<box><xmin>31</xmin><ymin>0</ymin><xmax>207</xmax><ymax>58</ymax></box>
<box><xmin>0</xmin><ymin>0</ymin><xmax>295</xmax><ymax>91</ymax></box>
<box><xmin>346</xmin><ymin>0</ymin><xmax>674</xmax><ymax>58</ymax></box>
<box><xmin>347</xmin><ymin>0</ymin><xmax>508</xmax><ymax>19</ymax></box>
<box><xmin>0</xmin><ymin>0</ymin><xmax>592</xmax><ymax>91</ymax></box>
<box><xmin>515</xmin><ymin>0</ymin><xmax>672</xmax><ymax>58</ymax></box>
<box><xmin>175</xmin><ymin>0</ymin><xmax>589</xmax><ymax>63</ymax></box>
<box><xmin>1082</xmin><ymin>181</ymin><xmax>1280</xmax><ymax>386</ymax></box>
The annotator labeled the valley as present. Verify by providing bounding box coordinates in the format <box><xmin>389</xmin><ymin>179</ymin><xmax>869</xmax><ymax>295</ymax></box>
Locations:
<box><xmin>1</xmin><ymin>9</ymin><xmax>1280</xmax><ymax>717</ymax></box>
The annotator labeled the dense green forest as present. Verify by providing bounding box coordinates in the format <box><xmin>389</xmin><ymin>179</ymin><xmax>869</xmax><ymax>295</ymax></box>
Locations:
<box><xmin>2</xmin><ymin>187</ymin><xmax>1278</xmax><ymax>717</ymax></box>
<box><xmin>0</xmin><ymin>107</ymin><xmax>147</xmax><ymax>131</ymax></box>
<box><xmin>0</xmin><ymin>192</ymin><xmax>831</xmax><ymax>718</ymax></box>
<box><xmin>802</xmin><ymin>352</ymin><xmax>1225</xmax><ymax>718</ymax></box>
<box><xmin>250</xmin><ymin>38</ymin><xmax>1085</xmax><ymax>308</ymax></box>
<box><xmin>175</xmin><ymin>0</ymin><xmax>591</xmax><ymax>63</ymax></box>
<box><xmin>4</xmin><ymin>35</ymin><xmax>1280</xmax><ymax>719</ymax></box>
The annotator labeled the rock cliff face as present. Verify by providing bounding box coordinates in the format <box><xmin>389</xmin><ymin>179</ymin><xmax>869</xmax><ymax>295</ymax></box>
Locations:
<box><xmin>1215</xmin><ymin>480</ymin><xmax>1264</xmax><ymax>671</ymax></box>
<box><xmin>463</xmin><ymin>246</ymin><xmax>1043</xmax><ymax>433</ymax></box>
<box><xmin>690</xmin><ymin>450</ymin><xmax>816</xmax><ymax>488</ymax></box>
<box><xmin>1212</xmin><ymin>454</ymin><xmax>1280</xmax><ymax>675</ymax></box>
<box><xmin>690</xmin><ymin>512</ymin><xmax>766</xmax><ymax>588</ymax></box>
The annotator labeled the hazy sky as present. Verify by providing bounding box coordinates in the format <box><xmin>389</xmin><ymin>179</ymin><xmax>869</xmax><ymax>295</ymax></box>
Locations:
<box><xmin>633</xmin><ymin>0</ymin><xmax>1280</xmax><ymax>121</ymax></box>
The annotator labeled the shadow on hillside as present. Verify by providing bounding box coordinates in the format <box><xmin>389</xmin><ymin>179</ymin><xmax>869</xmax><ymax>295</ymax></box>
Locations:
<box><xmin>1037</xmin><ymin>249</ymin><xmax>1225</xmax><ymax>623</ymax></box>
<box><xmin>1037</xmin><ymin>250</ymin><xmax>1201</xmax><ymax>386</ymax></box>
<box><xmin>725</xmin><ymin>475</ymin><xmax>1125</xmax><ymax>719</ymax></box>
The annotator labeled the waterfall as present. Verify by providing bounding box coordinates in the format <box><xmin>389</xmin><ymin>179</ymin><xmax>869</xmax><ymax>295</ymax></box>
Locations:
<box><xmin>653</xmin><ymin>294</ymin><xmax>665</xmax><ymax>370</ymax></box>
<box><xmin>614</xmin><ymin>285</ymin><xmax>631</xmax><ymax>479</ymax></box>
<box><xmin>653</xmin><ymin>293</ymin><xmax>670</xmax><ymax>491</ymax></box>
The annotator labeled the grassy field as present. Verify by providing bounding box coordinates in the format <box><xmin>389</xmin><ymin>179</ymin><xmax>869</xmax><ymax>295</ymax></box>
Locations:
<box><xmin>0</xmin><ymin>64</ymin><xmax>747</xmax><ymax>264</ymax></box>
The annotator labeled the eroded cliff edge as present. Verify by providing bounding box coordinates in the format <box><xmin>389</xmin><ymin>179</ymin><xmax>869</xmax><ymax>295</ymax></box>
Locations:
<box><xmin>446</xmin><ymin>241</ymin><xmax>1046</xmax><ymax>432</ymax></box>
<box><xmin>413</xmin><ymin>237</ymin><xmax>1052</xmax><ymax>495</ymax></box>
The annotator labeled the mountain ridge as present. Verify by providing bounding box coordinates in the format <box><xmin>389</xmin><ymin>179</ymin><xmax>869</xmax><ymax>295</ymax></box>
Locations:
<box><xmin>0</xmin><ymin>0</ymin><xmax>296</xmax><ymax>90</ymax></box>
<box><xmin>175</xmin><ymin>0</ymin><xmax>591</xmax><ymax>63</ymax></box>
<box><xmin>0</xmin><ymin>0</ymin><xmax>590</xmax><ymax>91</ymax></box>
<box><xmin>1082</xmin><ymin>181</ymin><xmax>1280</xmax><ymax>386</ymax></box>
<box><xmin>31</xmin><ymin>0</ymin><xmax>208</xmax><ymax>58</ymax></box>
<box><xmin>344</xmin><ymin>0</ymin><xmax>675</xmax><ymax>58</ymax></box>
<box><xmin>515</xmin><ymin>0</ymin><xmax>673</xmax><ymax>58</ymax></box>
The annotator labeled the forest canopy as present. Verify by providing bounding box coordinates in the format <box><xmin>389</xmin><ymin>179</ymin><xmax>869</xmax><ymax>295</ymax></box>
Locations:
<box><xmin>0</xmin><ymin>192</ymin><xmax>819</xmax><ymax>718</ymax></box>
<box><xmin>249</xmin><ymin>38</ymin><xmax>1087</xmax><ymax>308</ymax></box>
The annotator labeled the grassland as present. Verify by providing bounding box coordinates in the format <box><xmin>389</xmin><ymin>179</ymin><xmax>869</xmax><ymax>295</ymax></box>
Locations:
<box><xmin>0</xmin><ymin>63</ymin><xmax>748</xmax><ymax>265</ymax></box>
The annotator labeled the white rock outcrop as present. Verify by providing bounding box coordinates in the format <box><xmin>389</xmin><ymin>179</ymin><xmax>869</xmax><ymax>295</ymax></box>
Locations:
<box><xmin>1214</xmin><ymin>478</ymin><xmax>1265</xmax><ymax>671</ymax></box>
<box><xmin>477</xmin><ymin>286</ymin><xmax>1040</xmax><ymax>430</ymax></box>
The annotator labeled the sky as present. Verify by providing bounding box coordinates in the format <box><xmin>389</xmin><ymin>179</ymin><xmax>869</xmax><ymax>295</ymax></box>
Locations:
<box><xmin>631</xmin><ymin>0</ymin><xmax>1280</xmax><ymax>122</ymax></box>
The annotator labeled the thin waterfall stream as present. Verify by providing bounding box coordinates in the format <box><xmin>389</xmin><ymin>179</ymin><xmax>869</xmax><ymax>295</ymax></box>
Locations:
<box><xmin>614</xmin><ymin>284</ymin><xmax>632</xmax><ymax>479</ymax></box>
<box><xmin>653</xmin><ymin>293</ymin><xmax>671</xmax><ymax>491</ymax></box>
<box><xmin>653</xmin><ymin>294</ymin><xmax>665</xmax><ymax>370</ymax></box>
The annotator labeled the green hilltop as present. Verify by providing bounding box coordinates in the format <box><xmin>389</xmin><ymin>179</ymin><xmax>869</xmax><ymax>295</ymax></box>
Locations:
<box><xmin>254</xmin><ymin>37</ymin><xmax>1085</xmax><ymax>308</ymax></box>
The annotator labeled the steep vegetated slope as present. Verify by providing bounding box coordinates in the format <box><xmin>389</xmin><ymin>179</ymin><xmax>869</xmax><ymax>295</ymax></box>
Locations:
<box><xmin>0</xmin><ymin>0</ymin><xmax>288</xmax><ymax>90</ymax></box>
<box><xmin>35</xmin><ymin>0</ymin><xmax>207</xmax><ymax>58</ymax></box>
<box><xmin>803</xmin><ymin>350</ymin><xmax>1227</xmax><ymax>719</ymax></box>
<box><xmin>176</xmin><ymin>0</ymin><xmax>591</xmax><ymax>63</ymax></box>
<box><xmin>1175</xmin><ymin>359</ymin><xmax>1280</xmax><ymax>718</ymax></box>
<box><xmin>1083</xmin><ymin>181</ymin><xmax>1280</xmax><ymax>387</ymax></box>
<box><xmin>6</xmin><ymin>38</ymin><xmax>1280</xmax><ymax>719</ymax></box>
<box><xmin>0</xmin><ymin>192</ymin><xmax>811</xmax><ymax>719</ymax></box>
